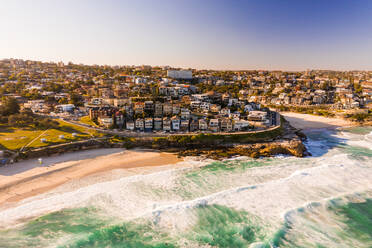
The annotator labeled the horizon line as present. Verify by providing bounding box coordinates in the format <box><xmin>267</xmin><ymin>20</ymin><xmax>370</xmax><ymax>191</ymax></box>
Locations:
<box><xmin>2</xmin><ymin>57</ymin><xmax>372</xmax><ymax>73</ymax></box>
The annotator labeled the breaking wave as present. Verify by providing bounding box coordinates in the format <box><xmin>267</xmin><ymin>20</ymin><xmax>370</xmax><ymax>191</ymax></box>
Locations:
<box><xmin>0</xmin><ymin>127</ymin><xmax>371</xmax><ymax>247</ymax></box>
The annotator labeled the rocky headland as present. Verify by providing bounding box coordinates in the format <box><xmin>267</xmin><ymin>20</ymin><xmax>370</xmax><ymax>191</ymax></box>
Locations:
<box><xmin>177</xmin><ymin>117</ymin><xmax>308</xmax><ymax>159</ymax></box>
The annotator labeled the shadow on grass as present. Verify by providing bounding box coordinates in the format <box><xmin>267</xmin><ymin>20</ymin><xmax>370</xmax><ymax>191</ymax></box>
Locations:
<box><xmin>0</xmin><ymin>143</ymin><xmax>6</xmax><ymax>151</ymax></box>
<box><xmin>0</xmin><ymin>126</ymin><xmax>16</xmax><ymax>134</ymax></box>
<box><xmin>58</xmin><ymin>125</ymin><xmax>86</xmax><ymax>135</ymax></box>
<box><xmin>26</xmin><ymin>136</ymin><xmax>85</xmax><ymax>150</ymax></box>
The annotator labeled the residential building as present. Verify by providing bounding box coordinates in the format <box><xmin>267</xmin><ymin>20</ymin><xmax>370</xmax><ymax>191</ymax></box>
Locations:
<box><xmin>134</xmin><ymin>102</ymin><xmax>145</xmax><ymax>114</ymax></box>
<box><xmin>126</xmin><ymin>120</ymin><xmax>135</xmax><ymax>131</ymax></box>
<box><xmin>135</xmin><ymin>118</ymin><xmax>144</xmax><ymax>131</ymax></box>
<box><xmin>144</xmin><ymin>118</ymin><xmax>153</xmax><ymax>132</ymax></box>
<box><xmin>154</xmin><ymin>118</ymin><xmax>162</xmax><ymax>130</ymax></box>
<box><xmin>163</xmin><ymin>103</ymin><xmax>173</xmax><ymax>115</ymax></box>
<box><xmin>144</xmin><ymin>101</ymin><xmax>154</xmax><ymax>112</ymax></box>
<box><xmin>233</xmin><ymin>119</ymin><xmax>250</xmax><ymax>131</ymax></box>
<box><xmin>180</xmin><ymin>119</ymin><xmax>190</xmax><ymax>132</ymax></box>
<box><xmin>180</xmin><ymin>108</ymin><xmax>190</xmax><ymax>119</ymax></box>
<box><xmin>98</xmin><ymin>116</ymin><xmax>113</xmax><ymax>128</ymax></box>
<box><xmin>172</xmin><ymin>104</ymin><xmax>180</xmax><ymax>115</ymax></box>
<box><xmin>171</xmin><ymin>116</ymin><xmax>180</xmax><ymax>131</ymax></box>
<box><xmin>209</xmin><ymin>119</ymin><xmax>220</xmax><ymax>132</ymax></box>
<box><xmin>189</xmin><ymin>119</ymin><xmax>199</xmax><ymax>132</ymax></box>
<box><xmin>220</xmin><ymin>118</ymin><xmax>233</xmax><ymax>132</ymax></box>
<box><xmin>163</xmin><ymin>117</ymin><xmax>171</xmax><ymax>131</ymax></box>
<box><xmin>198</xmin><ymin>119</ymin><xmax>208</xmax><ymax>131</ymax></box>
<box><xmin>154</xmin><ymin>102</ymin><xmax>163</xmax><ymax>117</ymax></box>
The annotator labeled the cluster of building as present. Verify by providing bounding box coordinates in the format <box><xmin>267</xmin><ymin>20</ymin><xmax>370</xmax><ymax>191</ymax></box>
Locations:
<box><xmin>235</xmin><ymin>75</ymin><xmax>372</xmax><ymax>110</ymax></box>
<box><xmin>87</xmin><ymin>96</ymin><xmax>274</xmax><ymax>132</ymax></box>
<box><xmin>1</xmin><ymin>59</ymin><xmax>371</xmax><ymax>132</ymax></box>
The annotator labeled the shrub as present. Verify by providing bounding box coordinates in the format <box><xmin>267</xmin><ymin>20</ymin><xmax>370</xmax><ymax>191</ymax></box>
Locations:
<box><xmin>35</xmin><ymin>118</ymin><xmax>60</xmax><ymax>129</ymax></box>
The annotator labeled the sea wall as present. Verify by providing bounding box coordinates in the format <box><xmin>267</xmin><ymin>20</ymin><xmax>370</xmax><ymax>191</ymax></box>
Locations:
<box><xmin>16</xmin><ymin>139</ymin><xmax>111</xmax><ymax>161</ymax></box>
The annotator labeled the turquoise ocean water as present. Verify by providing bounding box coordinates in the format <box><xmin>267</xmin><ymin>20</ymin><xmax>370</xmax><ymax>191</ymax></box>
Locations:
<box><xmin>0</xmin><ymin>127</ymin><xmax>371</xmax><ymax>247</ymax></box>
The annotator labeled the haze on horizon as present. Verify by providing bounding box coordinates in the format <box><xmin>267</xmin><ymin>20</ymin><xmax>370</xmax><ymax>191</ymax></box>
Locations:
<box><xmin>1</xmin><ymin>0</ymin><xmax>372</xmax><ymax>71</ymax></box>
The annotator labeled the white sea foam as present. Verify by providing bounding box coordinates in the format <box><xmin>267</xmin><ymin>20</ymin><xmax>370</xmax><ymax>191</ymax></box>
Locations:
<box><xmin>279</xmin><ymin>190</ymin><xmax>372</xmax><ymax>248</ymax></box>
<box><xmin>0</xmin><ymin>128</ymin><xmax>371</xmax><ymax>245</ymax></box>
<box><xmin>337</xmin><ymin>130</ymin><xmax>372</xmax><ymax>150</ymax></box>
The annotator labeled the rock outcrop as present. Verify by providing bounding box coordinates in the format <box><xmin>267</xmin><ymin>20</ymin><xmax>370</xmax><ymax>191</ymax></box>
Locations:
<box><xmin>178</xmin><ymin>139</ymin><xmax>307</xmax><ymax>160</ymax></box>
<box><xmin>177</xmin><ymin>116</ymin><xmax>308</xmax><ymax>159</ymax></box>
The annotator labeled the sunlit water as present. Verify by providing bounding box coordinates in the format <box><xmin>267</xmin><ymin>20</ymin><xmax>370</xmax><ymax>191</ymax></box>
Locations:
<box><xmin>0</xmin><ymin>127</ymin><xmax>371</xmax><ymax>247</ymax></box>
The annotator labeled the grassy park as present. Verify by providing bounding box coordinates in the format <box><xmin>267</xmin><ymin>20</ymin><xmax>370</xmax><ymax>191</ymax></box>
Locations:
<box><xmin>0</xmin><ymin>120</ymin><xmax>103</xmax><ymax>151</ymax></box>
<box><xmin>79</xmin><ymin>116</ymin><xmax>99</xmax><ymax>127</ymax></box>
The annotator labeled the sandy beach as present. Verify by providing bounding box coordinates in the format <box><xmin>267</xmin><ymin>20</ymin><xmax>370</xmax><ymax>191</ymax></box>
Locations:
<box><xmin>0</xmin><ymin>112</ymin><xmax>354</xmax><ymax>208</ymax></box>
<box><xmin>281</xmin><ymin>112</ymin><xmax>354</xmax><ymax>130</ymax></box>
<box><xmin>0</xmin><ymin>112</ymin><xmax>358</xmax><ymax>212</ymax></box>
<box><xmin>0</xmin><ymin>148</ymin><xmax>181</xmax><ymax>207</ymax></box>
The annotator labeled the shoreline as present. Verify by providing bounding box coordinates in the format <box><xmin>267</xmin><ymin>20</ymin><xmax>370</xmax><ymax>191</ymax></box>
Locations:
<box><xmin>0</xmin><ymin>112</ymin><xmax>365</xmax><ymax>208</ymax></box>
<box><xmin>0</xmin><ymin>148</ymin><xmax>182</xmax><ymax>207</ymax></box>
<box><xmin>280</xmin><ymin>112</ymin><xmax>356</xmax><ymax>130</ymax></box>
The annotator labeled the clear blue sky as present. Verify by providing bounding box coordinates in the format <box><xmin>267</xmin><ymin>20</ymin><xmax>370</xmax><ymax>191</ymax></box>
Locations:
<box><xmin>1</xmin><ymin>0</ymin><xmax>372</xmax><ymax>70</ymax></box>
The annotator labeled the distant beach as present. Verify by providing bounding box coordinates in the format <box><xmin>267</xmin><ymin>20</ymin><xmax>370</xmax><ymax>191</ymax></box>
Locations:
<box><xmin>281</xmin><ymin>112</ymin><xmax>354</xmax><ymax>130</ymax></box>
<box><xmin>0</xmin><ymin>148</ymin><xmax>182</xmax><ymax>207</ymax></box>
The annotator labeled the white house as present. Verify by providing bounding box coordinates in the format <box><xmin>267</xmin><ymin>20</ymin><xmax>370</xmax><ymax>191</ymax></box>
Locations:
<box><xmin>198</xmin><ymin>119</ymin><xmax>208</xmax><ymax>131</ymax></box>
<box><xmin>126</xmin><ymin>120</ymin><xmax>135</xmax><ymax>131</ymax></box>
<box><xmin>171</xmin><ymin>117</ymin><xmax>180</xmax><ymax>131</ymax></box>
<box><xmin>233</xmin><ymin>120</ymin><xmax>250</xmax><ymax>131</ymax></box>
<box><xmin>135</xmin><ymin>119</ymin><xmax>144</xmax><ymax>131</ymax></box>
<box><xmin>55</xmin><ymin>104</ymin><xmax>75</xmax><ymax>113</ymax></box>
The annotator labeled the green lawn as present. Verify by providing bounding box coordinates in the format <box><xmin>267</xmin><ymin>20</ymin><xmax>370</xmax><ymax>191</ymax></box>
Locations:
<box><xmin>0</xmin><ymin>120</ymin><xmax>103</xmax><ymax>151</ymax></box>
<box><xmin>79</xmin><ymin>116</ymin><xmax>99</xmax><ymax>127</ymax></box>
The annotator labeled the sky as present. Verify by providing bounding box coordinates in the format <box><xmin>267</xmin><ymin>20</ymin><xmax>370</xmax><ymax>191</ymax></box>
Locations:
<box><xmin>1</xmin><ymin>0</ymin><xmax>372</xmax><ymax>70</ymax></box>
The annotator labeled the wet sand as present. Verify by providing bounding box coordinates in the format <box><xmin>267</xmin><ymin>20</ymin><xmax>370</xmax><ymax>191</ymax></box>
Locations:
<box><xmin>0</xmin><ymin>112</ymin><xmax>354</xmax><ymax>209</ymax></box>
<box><xmin>0</xmin><ymin>149</ymin><xmax>182</xmax><ymax>206</ymax></box>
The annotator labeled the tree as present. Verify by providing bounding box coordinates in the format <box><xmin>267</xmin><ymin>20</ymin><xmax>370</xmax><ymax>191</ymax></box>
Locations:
<box><xmin>35</xmin><ymin>118</ymin><xmax>60</xmax><ymax>129</ymax></box>
<box><xmin>7</xmin><ymin>113</ymin><xmax>33</xmax><ymax>127</ymax></box>
<box><xmin>69</xmin><ymin>93</ymin><xmax>83</xmax><ymax>106</ymax></box>
<box><xmin>58</xmin><ymin>98</ymin><xmax>68</xmax><ymax>104</ymax></box>
<box><xmin>44</xmin><ymin>82</ymin><xmax>63</xmax><ymax>93</ymax></box>
<box><xmin>354</xmin><ymin>83</ymin><xmax>363</xmax><ymax>94</ymax></box>
<box><xmin>0</xmin><ymin>97</ymin><xmax>20</xmax><ymax>116</ymax></box>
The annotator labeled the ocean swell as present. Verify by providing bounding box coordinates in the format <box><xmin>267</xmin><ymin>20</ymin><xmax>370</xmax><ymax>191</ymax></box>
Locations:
<box><xmin>0</xmin><ymin>127</ymin><xmax>371</xmax><ymax>247</ymax></box>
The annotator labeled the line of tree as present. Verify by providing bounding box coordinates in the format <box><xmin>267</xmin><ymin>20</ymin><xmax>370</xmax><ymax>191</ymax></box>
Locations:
<box><xmin>0</xmin><ymin>97</ymin><xmax>59</xmax><ymax>129</ymax></box>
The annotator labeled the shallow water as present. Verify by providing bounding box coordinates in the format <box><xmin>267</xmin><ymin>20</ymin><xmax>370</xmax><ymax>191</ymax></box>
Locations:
<box><xmin>0</xmin><ymin>127</ymin><xmax>371</xmax><ymax>247</ymax></box>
